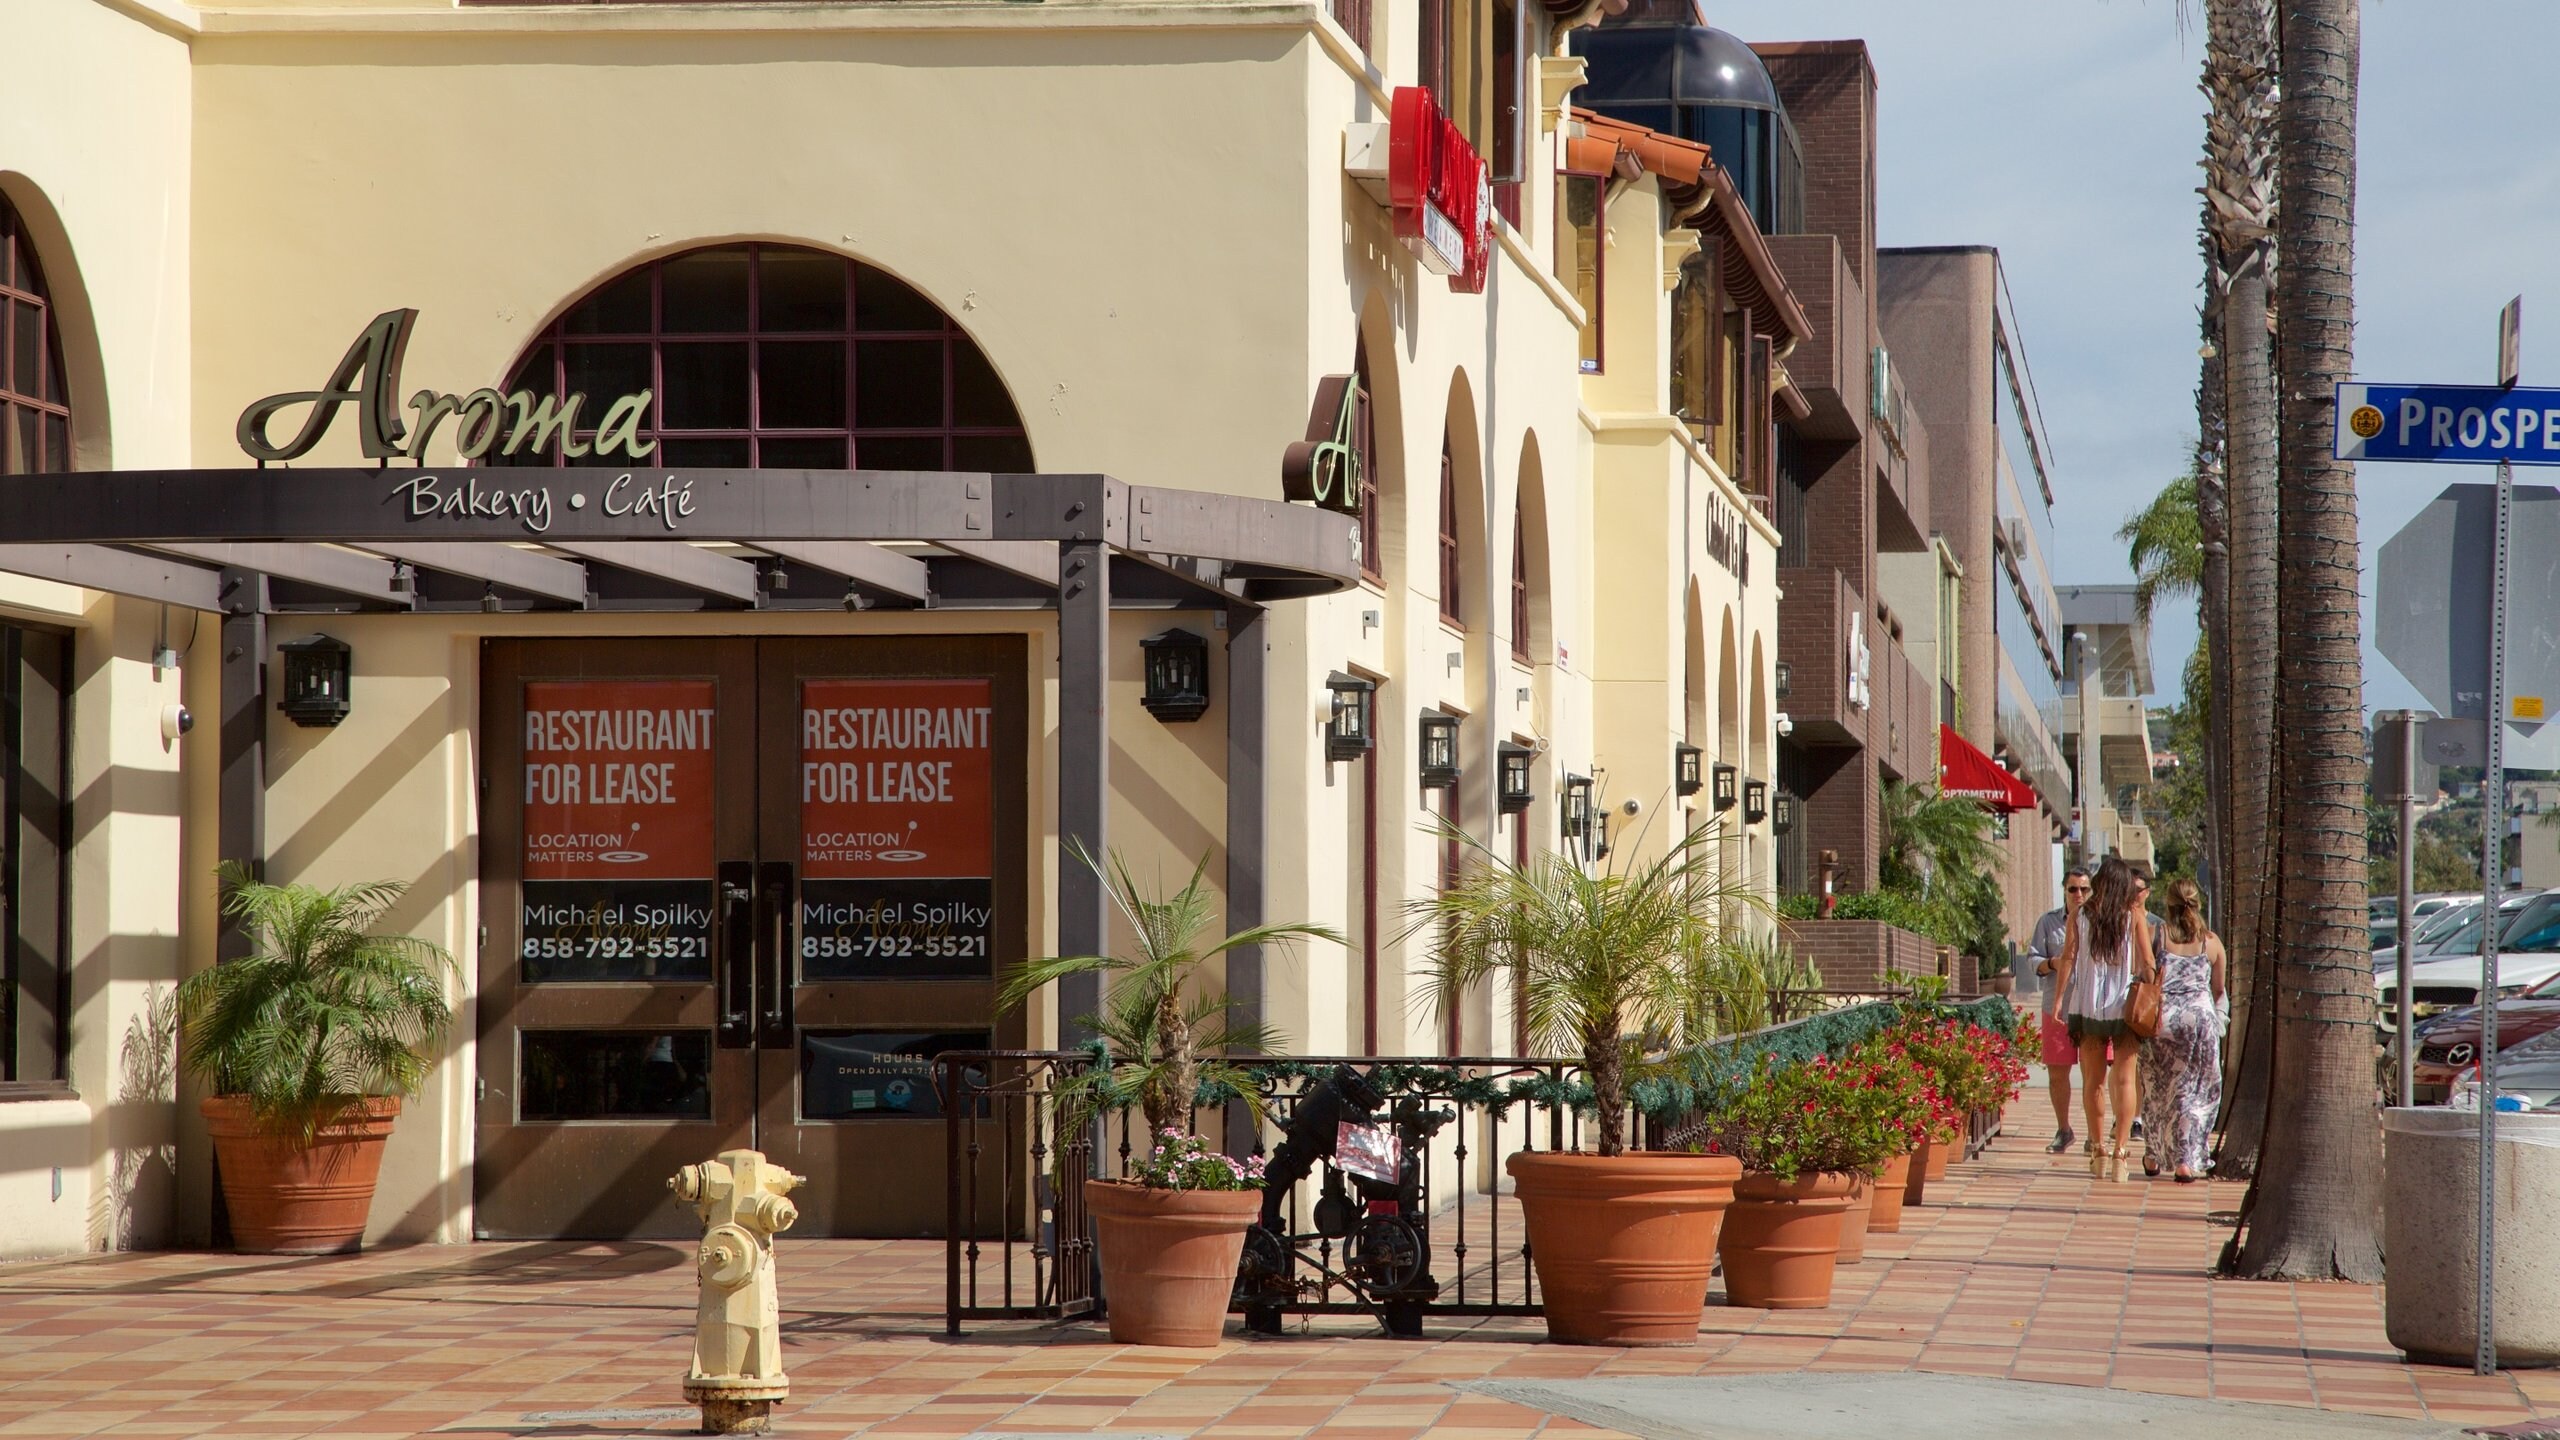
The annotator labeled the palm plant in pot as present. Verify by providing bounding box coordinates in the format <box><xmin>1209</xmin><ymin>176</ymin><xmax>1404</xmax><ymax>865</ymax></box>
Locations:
<box><xmin>1696</xmin><ymin>1052</ymin><xmax>1904</xmax><ymax>1308</ymax></box>
<box><xmin>997</xmin><ymin>846</ymin><xmax>1337</xmax><ymax>1347</ymax></box>
<box><xmin>1413</xmin><ymin>820</ymin><xmax>1762</xmax><ymax>1346</ymax></box>
<box><xmin>178</xmin><ymin>865</ymin><xmax>453</xmax><ymax>1254</ymax></box>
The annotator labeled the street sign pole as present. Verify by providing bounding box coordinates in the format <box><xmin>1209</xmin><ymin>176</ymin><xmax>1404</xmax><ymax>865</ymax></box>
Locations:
<box><xmin>2476</xmin><ymin>298</ymin><xmax>2521</xmax><ymax>1378</ymax></box>
<box><xmin>2476</xmin><ymin>453</ymin><xmax>2509</xmax><ymax>1378</ymax></box>
<box><xmin>2396</xmin><ymin>715</ymin><xmax>2417</xmax><ymax>1108</ymax></box>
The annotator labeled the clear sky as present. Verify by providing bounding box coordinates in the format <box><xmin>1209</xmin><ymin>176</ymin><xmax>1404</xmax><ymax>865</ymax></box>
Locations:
<box><xmin>1710</xmin><ymin>0</ymin><xmax>2560</xmax><ymax>716</ymax></box>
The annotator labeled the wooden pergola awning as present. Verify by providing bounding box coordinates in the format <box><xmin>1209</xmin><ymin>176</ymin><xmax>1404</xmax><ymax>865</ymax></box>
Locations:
<box><xmin>0</xmin><ymin>468</ymin><xmax>1358</xmax><ymax>614</ymax></box>
<box><xmin>0</xmin><ymin>466</ymin><xmax>1357</xmax><ymax>1029</ymax></box>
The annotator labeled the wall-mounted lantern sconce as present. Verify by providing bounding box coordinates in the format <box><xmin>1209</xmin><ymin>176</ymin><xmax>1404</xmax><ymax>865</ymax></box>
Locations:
<box><xmin>1775</xmin><ymin>660</ymin><xmax>1792</xmax><ymax>698</ymax></box>
<box><xmin>277</xmin><ymin>634</ymin><xmax>353</xmax><ymax>728</ymax></box>
<box><xmin>1325</xmin><ymin>671</ymin><xmax>1376</xmax><ymax>762</ymax></box>
<box><xmin>1140</xmin><ymin>628</ymin><xmax>1212</xmax><ymax>723</ymax></box>
<box><xmin>1419</xmin><ymin>712</ymin><xmax>1461</xmax><ymax>791</ymax></box>
<box><xmin>1773</xmin><ymin>791</ymin><xmax>1799</xmax><ymax>833</ymax></box>
<box><xmin>1593</xmin><ymin>810</ymin><xmax>1612</xmax><ymax>861</ymax></box>
<box><xmin>1742</xmin><ymin>777</ymin><xmax>1770</xmax><ymax>826</ymax></box>
<box><xmin>1561</xmin><ymin>773</ymin><xmax>1595</xmax><ymax>841</ymax></box>
<box><xmin>1498</xmin><ymin>743</ymin><xmax>1534</xmax><ymax>814</ymax></box>
<box><xmin>1675</xmin><ymin>743</ymin><xmax>1704</xmax><ymax>797</ymax></box>
<box><xmin>1711</xmin><ymin>761</ymin><xmax>1740</xmax><ymax>813</ymax></box>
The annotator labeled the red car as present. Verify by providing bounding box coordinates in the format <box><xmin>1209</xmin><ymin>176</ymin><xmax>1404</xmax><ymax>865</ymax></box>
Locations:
<box><xmin>2413</xmin><ymin>971</ymin><xmax>2560</xmax><ymax>1103</ymax></box>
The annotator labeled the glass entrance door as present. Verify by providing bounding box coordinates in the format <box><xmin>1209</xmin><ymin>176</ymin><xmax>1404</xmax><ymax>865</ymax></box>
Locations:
<box><xmin>475</xmin><ymin>636</ymin><xmax>1024</xmax><ymax>1239</ymax></box>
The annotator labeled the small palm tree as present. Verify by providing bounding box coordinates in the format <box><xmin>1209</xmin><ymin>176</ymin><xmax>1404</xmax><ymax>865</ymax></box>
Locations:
<box><xmin>1411</xmin><ymin>820</ymin><xmax>1763</xmax><ymax>1156</ymax></box>
<box><xmin>1000</xmin><ymin>844</ymin><xmax>1340</xmax><ymax>1138</ymax></box>
<box><xmin>177</xmin><ymin>864</ymin><xmax>455</xmax><ymax>1144</ymax></box>
<box><xmin>1878</xmin><ymin>779</ymin><xmax>1999</xmax><ymax>899</ymax></box>
<box><xmin>2117</xmin><ymin>470</ymin><xmax>2205</xmax><ymax>623</ymax></box>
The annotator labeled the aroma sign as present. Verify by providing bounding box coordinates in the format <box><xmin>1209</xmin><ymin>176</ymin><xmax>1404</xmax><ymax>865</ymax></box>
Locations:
<box><xmin>236</xmin><ymin>309</ymin><xmax>656</xmax><ymax>465</ymax></box>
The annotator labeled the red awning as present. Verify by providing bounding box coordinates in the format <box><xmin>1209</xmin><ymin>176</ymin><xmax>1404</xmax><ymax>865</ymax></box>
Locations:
<box><xmin>1939</xmin><ymin>724</ymin><xmax>2038</xmax><ymax>813</ymax></box>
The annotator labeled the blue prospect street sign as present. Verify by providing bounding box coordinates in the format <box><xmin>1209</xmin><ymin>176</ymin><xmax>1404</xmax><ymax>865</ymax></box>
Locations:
<box><xmin>2335</xmin><ymin>381</ymin><xmax>2560</xmax><ymax>465</ymax></box>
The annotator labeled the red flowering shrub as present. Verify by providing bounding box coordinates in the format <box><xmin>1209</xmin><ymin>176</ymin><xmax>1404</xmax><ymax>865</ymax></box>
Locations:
<box><xmin>1697</xmin><ymin>1052</ymin><xmax>1906</xmax><ymax>1183</ymax></box>
<box><xmin>1881</xmin><ymin>1014</ymin><xmax>2031</xmax><ymax>1118</ymax></box>
<box><xmin>1839</xmin><ymin>1035</ymin><xmax>1957</xmax><ymax>1150</ymax></box>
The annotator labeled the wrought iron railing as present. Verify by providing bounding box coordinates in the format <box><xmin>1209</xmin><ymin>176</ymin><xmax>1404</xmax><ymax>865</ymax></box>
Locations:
<box><xmin>940</xmin><ymin>995</ymin><xmax>2013</xmax><ymax>1335</ymax></box>
<box><xmin>940</xmin><ymin>1050</ymin><xmax>1099</xmax><ymax>1334</ymax></box>
<box><xmin>940</xmin><ymin>1051</ymin><xmax>1585</xmax><ymax>1335</ymax></box>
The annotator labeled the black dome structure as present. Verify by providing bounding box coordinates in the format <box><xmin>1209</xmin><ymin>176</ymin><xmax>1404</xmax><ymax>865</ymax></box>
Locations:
<box><xmin>1568</xmin><ymin>0</ymin><xmax>1804</xmax><ymax>236</ymax></box>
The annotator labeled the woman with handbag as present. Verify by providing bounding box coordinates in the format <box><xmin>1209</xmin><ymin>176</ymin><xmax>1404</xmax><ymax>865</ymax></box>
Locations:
<box><xmin>2138</xmin><ymin>879</ymin><xmax>2227</xmax><ymax>1183</ymax></box>
<box><xmin>2051</xmin><ymin>855</ymin><xmax>2157</xmax><ymax>1183</ymax></box>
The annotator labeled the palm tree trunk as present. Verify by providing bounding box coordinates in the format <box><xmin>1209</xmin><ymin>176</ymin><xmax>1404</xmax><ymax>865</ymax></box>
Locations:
<box><xmin>2232</xmin><ymin>0</ymin><xmax>2382</xmax><ymax>1282</ymax></box>
<box><xmin>1586</xmin><ymin>1021</ymin><xmax>1626</xmax><ymax>1157</ymax></box>
<box><xmin>2202</xmin><ymin>0</ymin><xmax>2282</xmax><ymax>1177</ymax></box>
<box><xmin>2217</xmin><ymin>260</ymin><xmax>2283</xmax><ymax>1178</ymax></box>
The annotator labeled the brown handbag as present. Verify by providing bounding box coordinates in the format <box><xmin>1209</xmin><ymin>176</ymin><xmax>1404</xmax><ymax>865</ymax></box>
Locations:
<box><xmin>2124</xmin><ymin>960</ymin><xmax>2163</xmax><ymax>1039</ymax></box>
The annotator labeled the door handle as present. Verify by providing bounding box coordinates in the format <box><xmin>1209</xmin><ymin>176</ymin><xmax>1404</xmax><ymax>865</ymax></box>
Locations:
<box><xmin>717</xmin><ymin>861</ymin><xmax>756</xmax><ymax>1049</ymax></box>
<box><xmin>756</xmin><ymin>860</ymin><xmax>797</xmax><ymax>1048</ymax></box>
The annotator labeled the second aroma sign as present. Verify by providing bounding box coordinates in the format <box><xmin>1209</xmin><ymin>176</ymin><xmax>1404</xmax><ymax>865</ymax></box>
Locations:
<box><xmin>799</xmin><ymin>678</ymin><xmax>996</xmax><ymax>979</ymax></box>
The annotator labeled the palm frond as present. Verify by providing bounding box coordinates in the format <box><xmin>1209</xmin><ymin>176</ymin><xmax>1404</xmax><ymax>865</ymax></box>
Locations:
<box><xmin>180</xmin><ymin>867</ymin><xmax>454</xmax><ymax>1144</ymax></box>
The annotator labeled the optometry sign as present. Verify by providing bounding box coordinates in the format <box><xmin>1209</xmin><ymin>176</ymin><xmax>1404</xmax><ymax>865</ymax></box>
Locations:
<box><xmin>798</xmin><ymin>678</ymin><xmax>997</xmax><ymax>980</ymax></box>
<box><xmin>1388</xmin><ymin>86</ymin><xmax>1494</xmax><ymax>295</ymax></box>
<box><xmin>237</xmin><ymin>308</ymin><xmax>656</xmax><ymax>465</ymax></box>
<box><xmin>517</xmin><ymin>679</ymin><xmax>718</xmax><ymax>982</ymax></box>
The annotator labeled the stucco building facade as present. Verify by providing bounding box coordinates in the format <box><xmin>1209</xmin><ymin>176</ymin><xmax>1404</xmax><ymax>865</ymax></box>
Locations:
<box><xmin>0</xmin><ymin>0</ymin><xmax>1791</xmax><ymax>1256</ymax></box>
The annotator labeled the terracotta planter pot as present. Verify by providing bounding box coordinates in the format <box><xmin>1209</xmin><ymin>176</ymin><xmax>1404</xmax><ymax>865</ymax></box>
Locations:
<box><xmin>1924</xmin><ymin>1127</ymin><xmax>1957</xmax><ymax>1181</ymax></box>
<box><xmin>1903</xmin><ymin>1133</ymin><xmax>1932</xmax><ymax>1207</ymax></box>
<box><xmin>1868</xmin><ymin>1151</ymin><xmax>1912</xmax><ymax>1233</ymax></box>
<box><xmin>1507</xmin><ymin>1150</ymin><xmax>1740</xmax><ymax>1346</ymax></box>
<box><xmin>202</xmin><ymin>1095</ymin><xmax>400</xmax><ymax>1255</ymax></box>
<box><xmin>1718</xmin><ymin>1170</ymin><xmax>1856</xmax><ymax>1310</ymax></box>
<box><xmin>1987</xmin><ymin>974</ymin><xmax>2017</xmax><ymax>998</ymax></box>
<box><xmin>1836</xmin><ymin>1176</ymin><xmax>1874</xmax><ymax>1264</ymax></box>
<box><xmin>1084</xmin><ymin>1180</ymin><xmax>1259</xmax><ymax>1346</ymax></box>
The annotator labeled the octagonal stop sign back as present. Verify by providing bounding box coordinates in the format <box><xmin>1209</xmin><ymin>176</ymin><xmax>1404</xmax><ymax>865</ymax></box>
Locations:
<box><xmin>2377</xmin><ymin>483</ymin><xmax>2560</xmax><ymax>760</ymax></box>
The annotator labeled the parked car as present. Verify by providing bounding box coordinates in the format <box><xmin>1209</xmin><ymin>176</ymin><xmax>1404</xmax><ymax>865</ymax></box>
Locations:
<box><xmin>2467</xmin><ymin>1027</ymin><xmax>2560</xmax><ymax>1110</ymax></box>
<box><xmin>2374</xmin><ymin>894</ymin><xmax>2495</xmax><ymax>972</ymax></box>
<box><xmin>2409</xmin><ymin>965</ymin><xmax>2560</xmax><ymax>1104</ymax></box>
<box><xmin>2372</xmin><ymin>892</ymin><xmax>2472</xmax><ymax>951</ymax></box>
<box><xmin>2375</xmin><ymin>893</ymin><xmax>2549</xmax><ymax>1012</ymax></box>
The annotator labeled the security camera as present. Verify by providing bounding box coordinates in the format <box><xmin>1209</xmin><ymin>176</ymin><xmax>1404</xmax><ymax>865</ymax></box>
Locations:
<box><xmin>161</xmin><ymin>703</ymin><xmax>193</xmax><ymax>743</ymax></box>
<box><xmin>1776</xmin><ymin>712</ymin><xmax>1795</xmax><ymax>737</ymax></box>
<box><xmin>1621</xmin><ymin>797</ymin><xmax>1644</xmax><ymax>817</ymax></box>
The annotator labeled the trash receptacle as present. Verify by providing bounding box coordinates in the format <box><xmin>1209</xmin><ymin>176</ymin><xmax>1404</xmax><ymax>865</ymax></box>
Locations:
<box><xmin>2383</xmin><ymin>1106</ymin><xmax>2560</xmax><ymax>1368</ymax></box>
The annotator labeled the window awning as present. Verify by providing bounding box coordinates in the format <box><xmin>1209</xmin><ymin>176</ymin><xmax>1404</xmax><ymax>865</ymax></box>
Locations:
<box><xmin>1940</xmin><ymin>723</ymin><xmax>2038</xmax><ymax>813</ymax></box>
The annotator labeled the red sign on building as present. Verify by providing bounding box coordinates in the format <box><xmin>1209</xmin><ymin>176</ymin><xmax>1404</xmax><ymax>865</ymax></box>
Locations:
<box><xmin>1388</xmin><ymin>86</ymin><xmax>1493</xmax><ymax>295</ymax></box>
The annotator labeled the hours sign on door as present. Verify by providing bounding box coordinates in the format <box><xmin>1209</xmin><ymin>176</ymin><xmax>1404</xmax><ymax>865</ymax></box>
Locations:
<box><xmin>800</xmin><ymin>679</ymin><xmax>996</xmax><ymax>979</ymax></box>
<box><xmin>519</xmin><ymin>679</ymin><xmax>717</xmax><ymax>981</ymax></box>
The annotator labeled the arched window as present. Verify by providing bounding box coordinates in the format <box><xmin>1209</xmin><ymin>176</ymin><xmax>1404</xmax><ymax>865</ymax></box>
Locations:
<box><xmin>1510</xmin><ymin>504</ymin><xmax>1529</xmax><ymax>664</ymax></box>
<box><xmin>0</xmin><ymin>198</ymin><xmax>69</xmax><ymax>475</ymax></box>
<box><xmin>1437</xmin><ymin>438</ymin><xmax>1461</xmax><ymax>627</ymax></box>
<box><xmin>1354</xmin><ymin>340</ymin><xmax>1381</xmax><ymax>584</ymax></box>
<box><xmin>491</xmin><ymin>243</ymin><xmax>1029</xmax><ymax>471</ymax></box>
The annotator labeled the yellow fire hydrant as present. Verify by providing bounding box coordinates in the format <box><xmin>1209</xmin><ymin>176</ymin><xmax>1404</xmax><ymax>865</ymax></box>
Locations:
<box><xmin>670</xmin><ymin>1150</ymin><xmax>804</xmax><ymax>1435</ymax></box>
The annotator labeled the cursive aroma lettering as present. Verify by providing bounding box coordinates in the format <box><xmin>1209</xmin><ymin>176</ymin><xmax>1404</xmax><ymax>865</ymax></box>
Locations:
<box><xmin>604</xmin><ymin>474</ymin><xmax>696</xmax><ymax>532</ymax></box>
<box><xmin>238</xmin><ymin>308</ymin><xmax>656</xmax><ymax>465</ymax></box>
<box><xmin>395</xmin><ymin>474</ymin><xmax>556</xmax><ymax>534</ymax></box>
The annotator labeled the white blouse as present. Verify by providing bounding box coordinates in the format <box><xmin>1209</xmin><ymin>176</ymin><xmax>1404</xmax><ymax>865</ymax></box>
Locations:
<box><xmin>2062</xmin><ymin>911</ymin><xmax>2141</xmax><ymax>1021</ymax></box>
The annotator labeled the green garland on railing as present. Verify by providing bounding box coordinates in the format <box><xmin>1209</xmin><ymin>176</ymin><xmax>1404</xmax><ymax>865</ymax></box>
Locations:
<box><xmin>1062</xmin><ymin>994</ymin><xmax>2017</xmax><ymax>1121</ymax></box>
<box><xmin>1630</xmin><ymin>994</ymin><xmax>2016</xmax><ymax>1120</ymax></box>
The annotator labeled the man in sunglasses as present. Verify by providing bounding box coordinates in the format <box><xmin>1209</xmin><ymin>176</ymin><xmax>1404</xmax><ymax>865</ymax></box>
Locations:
<box><xmin>2029</xmin><ymin>868</ymin><xmax>2093</xmax><ymax>1153</ymax></box>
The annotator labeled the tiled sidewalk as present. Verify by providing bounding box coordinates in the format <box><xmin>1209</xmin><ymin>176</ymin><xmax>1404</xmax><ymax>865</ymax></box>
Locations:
<box><xmin>3</xmin><ymin>1098</ymin><xmax>2555</xmax><ymax>1438</ymax></box>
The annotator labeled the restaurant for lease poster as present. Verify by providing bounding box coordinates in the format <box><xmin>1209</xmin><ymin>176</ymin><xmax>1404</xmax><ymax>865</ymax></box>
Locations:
<box><xmin>799</xmin><ymin>678</ymin><xmax>997</xmax><ymax>979</ymax></box>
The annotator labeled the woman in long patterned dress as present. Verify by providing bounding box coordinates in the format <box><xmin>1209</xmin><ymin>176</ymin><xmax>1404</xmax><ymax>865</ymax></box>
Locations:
<box><xmin>2140</xmin><ymin>878</ymin><xmax>2227</xmax><ymax>1183</ymax></box>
